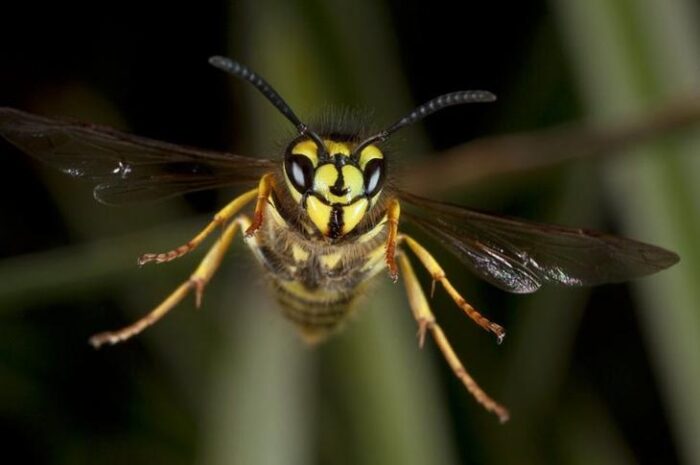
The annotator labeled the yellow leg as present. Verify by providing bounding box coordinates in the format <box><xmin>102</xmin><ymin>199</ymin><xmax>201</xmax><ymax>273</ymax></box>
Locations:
<box><xmin>245</xmin><ymin>173</ymin><xmax>275</xmax><ymax>237</ymax></box>
<box><xmin>138</xmin><ymin>188</ymin><xmax>259</xmax><ymax>265</ymax></box>
<box><xmin>90</xmin><ymin>216</ymin><xmax>251</xmax><ymax>348</ymax></box>
<box><xmin>397</xmin><ymin>253</ymin><xmax>510</xmax><ymax>423</ymax></box>
<box><xmin>384</xmin><ymin>198</ymin><xmax>400</xmax><ymax>282</ymax></box>
<box><xmin>400</xmin><ymin>234</ymin><xmax>506</xmax><ymax>343</ymax></box>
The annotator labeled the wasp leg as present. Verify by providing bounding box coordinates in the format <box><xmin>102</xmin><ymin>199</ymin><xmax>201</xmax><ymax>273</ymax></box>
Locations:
<box><xmin>90</xmin><ymin>216</ymin><xmax>250</xmax><ymax>348</ymax></box>
<box><xmin>138</xmin><ymin>188</ymin><xmax>259</xmax><ymax>265</ymax></box>
<box><xmin>245</xmin><ymin>173</ymin><xmax>275</xmax><ymax>237</ymax></box>
<box><xmin>384</xmin><ymin>199</ymin><xmax>401</xmax><ymax>282</ymax></box>
<box><xmin>400</xmin><ymin>234</ymin><xmax>506</xmax><ymax>343</ymax></box>
<box><xmin>397</xmin><ymin>252</ymin><xmax>509</xmax><ymax>423</ymax></box>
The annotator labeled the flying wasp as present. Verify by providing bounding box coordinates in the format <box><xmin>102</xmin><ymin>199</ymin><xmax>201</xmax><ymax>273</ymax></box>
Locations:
<box><xmin>0</xmin><ymin>56</ymin><xmax>679</xmax><ymax>422</ymax></box>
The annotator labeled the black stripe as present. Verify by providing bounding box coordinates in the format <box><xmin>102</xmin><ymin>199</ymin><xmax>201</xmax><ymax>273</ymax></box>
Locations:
<box><xmin>279</xmin><ymin>303</ymin><xmax>349</xmax><ymax>328</ymax></box>
<box><xmin>330</xmin><ymin>160</ymin><xmax>348</xmax><ymax>196</ymax></box>
<box><xmin>275</xmin><ymin>288</ymin><xmax>353</xmax><ymax>328</ymax></box>
<box><xmin>328</xmin><ymin>205</ymin><xmax>344</xmax><ymax>239</ymax></box>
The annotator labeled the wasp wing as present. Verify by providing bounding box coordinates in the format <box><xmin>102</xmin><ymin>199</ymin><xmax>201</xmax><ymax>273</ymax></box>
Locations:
<box><xmin>399</xmin><ymin>191</ymin><xmax>679</xmax><ymax>293</ymax></box>
<box><xmin>0</xmin><ymin>107</ymin><xmax>276</xmax><ymax>205</ymax></box>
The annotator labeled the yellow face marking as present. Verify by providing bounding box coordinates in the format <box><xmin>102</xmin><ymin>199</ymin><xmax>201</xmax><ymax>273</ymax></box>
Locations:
<box><xmin>358</xmin><ymin>145</ymin><xmax>383</xmax><ymax>169</ymax></box>
<box><xmin>341</xmin><ymin>198</ymin><xmax>369</xmax><ymax>235</ymax></box>
<box><xmin>313</xmin><ymin>164</ymin><xmax>339</xmax><ymax>198</ymax></box>
<box><xmin>305</xmin><ymin>196</ymin><xmax>369</xmax><ymax>238</ymax></box>
<box><xmin>324</xmin><ymin>140</ymin><xmax>352</xmax><ymax>156</ymax></box>
<box><xmin>313</xmin><ymin>164</ymin><xmax>365</xmax><ymax>204</ymax></box>
<box><xmin>291</xmin><ymin>140</ymin><xmax>319</xmax><ymax>165</ymax></box>
<box><xmin>370</xmin><ymin>189</ymin><xmax>383</xmax><ymax>207</ymax></box>
<box><xmin>342</xmin><ymin>165</ymin><xmax>364</xmax><ymax>197</ymax></box>
<box><xmin>306</xmin><ymin>196</ymin><xmax>333</xmax><ymax>236</ymax></box>
<box><xmin>284</xmin><ymin>175</ymin><xmax>303</xmax><ymax>203</ymax></box>
<box><xmin>284</xmin><ymin>138</ymin><xmax>384</xmax><ymax>238</ymax></box>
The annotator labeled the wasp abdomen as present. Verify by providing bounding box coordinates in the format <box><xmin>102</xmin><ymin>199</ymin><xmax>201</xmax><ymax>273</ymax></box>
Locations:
<box><xmin>247</xmin><ymin>203</ymin><xmax>388</xmax><ymax>343</ymax></box>
<box><xmin>273</xmin><ymin>280</ymin><xmax>356</xmax><ymax>343</ymax></box>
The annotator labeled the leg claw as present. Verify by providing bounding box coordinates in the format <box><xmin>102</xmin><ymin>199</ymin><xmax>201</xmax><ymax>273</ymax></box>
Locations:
<box><xmin>89</xmin><ymin>332</ymin><xmax>120</xmax><ymax>349</ymax></box>
<box><xmin>138</xmin><ymin>254</ymin><xmax>156</xmax><ymax>266</ymax></box>
<box><xmin>490</xmin><ymin>323</ymin><xmax>506</xmax><ymax>344</ymax></box>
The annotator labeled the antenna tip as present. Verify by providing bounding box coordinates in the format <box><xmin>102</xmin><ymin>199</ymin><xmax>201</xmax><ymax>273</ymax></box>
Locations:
<box><xmin>478</xmin><ymin>91</ymin><xmax>497</xmax><ymax>102</ymax></box>
<box><xmin>208</xmin><ymin>55</ymin><xmax>233</xmax><ymax>70</ymax></box>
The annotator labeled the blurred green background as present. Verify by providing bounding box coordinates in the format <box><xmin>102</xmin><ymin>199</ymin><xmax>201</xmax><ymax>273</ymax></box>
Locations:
<box><xmin>1</xmin><ymin>0</ymin><xmax>699</xmax><ymax>464</ymax></box>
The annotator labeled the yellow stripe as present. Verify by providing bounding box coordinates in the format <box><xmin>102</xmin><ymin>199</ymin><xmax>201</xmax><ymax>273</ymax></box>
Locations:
<box><xmin>324</xmin><ymin>140</ymin><xmax>351</xmax><ymax>156</ymax></box>
<box><xmin>291</xmin><ymin>140</ymin><xmax>319</xmax><ymax>165</ymax></box>
<box><xmin>320</xmin><ymin>252</ymin><xmax>343</xmax><ymax>269</ymax></box>
<box><xmin>358</xmin><ymin>145</ymin><xmax>383</xmax><ymax>169</ymax></box>
<box><xmin>278</xmin><ymin>280</ymin><xmax>345</xmax><ymax>301</ymax></box>
<box><xmin>291</xmin><ymin>244</ymin><xmax>310</xmax><ymax>263</ymax></box>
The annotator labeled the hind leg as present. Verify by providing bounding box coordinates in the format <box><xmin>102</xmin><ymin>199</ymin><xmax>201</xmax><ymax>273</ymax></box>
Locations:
<box><xmin>396</xmin><ymin>251</ymin><xmax>509</xmax><ymax>423</ymax></box>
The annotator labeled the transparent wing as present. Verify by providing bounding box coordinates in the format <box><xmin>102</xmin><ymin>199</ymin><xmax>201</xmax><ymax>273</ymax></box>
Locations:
<box><xmin>399</xmin><ymin>191</ymin><xmax>679</xmax><ymax>293</ymax></box>
<box><xmin>0</xmin><ymin>107</ymin><xmax>276</xmax><ymax>204</ymax></box>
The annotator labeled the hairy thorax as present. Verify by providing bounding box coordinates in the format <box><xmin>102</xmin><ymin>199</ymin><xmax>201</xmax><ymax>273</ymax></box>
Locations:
<box><xmin>245</xmin><ymin>195</ymin><xmax>389</xmax><ymax>343</ymax></box>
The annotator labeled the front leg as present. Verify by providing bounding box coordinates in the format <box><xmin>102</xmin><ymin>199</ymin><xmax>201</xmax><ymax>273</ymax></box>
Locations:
<box><xmin>384</xmin><ymin>198</ymin><xmax>401</xmax><ymax>282</ymax></box>
<box><xmin>245</xmin><ymin>173</ymin><xmax>275</xmax><ymax>237</ymax></box>
<box><xmin>138</xmin><ymin>187</ymin><xmax>258</xmax><ymax>265</ymax></box>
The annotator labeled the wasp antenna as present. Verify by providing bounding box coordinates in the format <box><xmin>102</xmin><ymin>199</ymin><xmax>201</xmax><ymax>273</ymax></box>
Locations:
<box><xmin>355</xmin><ymin>90</ymin><xmax>496</xmax><ymax>153</ymax></box>
<box><xmin>208</xmin><ymin>56</ymin><xmax>303</xmax><ymax>127</ymax></box>
<box><xmin>208</xmin><ymin>56</ymin><xmax>326</xmax><ymax>149</ymax></box>
<box><xmin>385</xmin><ymin>90</ymin><xmax>496</xmax><ymax>135</ymax></box>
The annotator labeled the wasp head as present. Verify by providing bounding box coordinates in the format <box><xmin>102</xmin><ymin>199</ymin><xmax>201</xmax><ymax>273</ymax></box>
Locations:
<box><xmin>283</xmin><ymin>137</ymin><xmax>385</xmax><ymax>239</ymax></box>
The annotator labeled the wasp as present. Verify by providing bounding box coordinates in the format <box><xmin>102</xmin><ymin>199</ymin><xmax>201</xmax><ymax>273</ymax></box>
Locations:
<box><xmin>0</xmin><ymin>56</ymin><xmax>679</xmax><ymax>422</ymax></box>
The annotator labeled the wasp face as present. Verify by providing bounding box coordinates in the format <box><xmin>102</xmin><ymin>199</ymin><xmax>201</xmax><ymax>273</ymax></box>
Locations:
<box><xmin>283</xmin><ymin>137</ymin><xmax>386</xmax><ymax>239</ymax></box>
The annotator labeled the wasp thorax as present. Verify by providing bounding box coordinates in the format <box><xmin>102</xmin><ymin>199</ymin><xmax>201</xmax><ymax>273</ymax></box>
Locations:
<box><xmin>283</xmin><ymin>137</ymin><xmax>386</xmax><ymax>239</ymax></box>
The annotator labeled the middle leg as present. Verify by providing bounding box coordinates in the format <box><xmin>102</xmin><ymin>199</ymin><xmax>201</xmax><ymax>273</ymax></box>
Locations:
<box><xmin>400</xmin><ymin>234</ymin><xmax>506</xmax><ymax>343</ymax></box>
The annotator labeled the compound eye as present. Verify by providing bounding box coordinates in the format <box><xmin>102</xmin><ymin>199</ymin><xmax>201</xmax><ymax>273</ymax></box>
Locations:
<box><xmin>363</xmin><ymin>158</ymin><xmax>385</xmax><ymax>196</ymax></box>
<box><xmin>285</xmin><ymin>154</ymin><xmax>315</xmax><ymax>194</ymax></box>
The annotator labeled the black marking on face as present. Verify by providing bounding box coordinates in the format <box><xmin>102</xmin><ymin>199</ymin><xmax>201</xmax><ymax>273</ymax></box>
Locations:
<box><xmin>328</xmin><ymin>205</ymin><xmax>344</xmax><ymax>239</ymax></box>
<box><xmin>334</xmin><ymin>154</ymin><xmax>347</xmax><ymax>167</ymax></box>
<box><xmin>330</xmin><ymin>162</ymin><xmax>348</xmax><ymax>196</ymax></box>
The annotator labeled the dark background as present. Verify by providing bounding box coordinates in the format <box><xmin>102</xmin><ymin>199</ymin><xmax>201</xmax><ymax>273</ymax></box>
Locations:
<box><xmin>1</xmin><ymin>1</ymin><xmax>698</xmax><ymax>464</ymax></box>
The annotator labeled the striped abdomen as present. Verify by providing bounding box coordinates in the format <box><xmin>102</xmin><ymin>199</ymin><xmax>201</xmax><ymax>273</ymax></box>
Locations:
<box><xmin>245</xmin><ymin>203</ymin><xmax>388</xmax><ymax>343</ymax></box>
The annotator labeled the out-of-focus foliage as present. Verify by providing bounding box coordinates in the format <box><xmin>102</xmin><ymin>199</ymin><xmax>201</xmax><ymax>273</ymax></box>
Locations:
<box><xmin>0</xmin><ymin>0</ymin><xmax>697</xmax><ymax>464</ymax></box>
